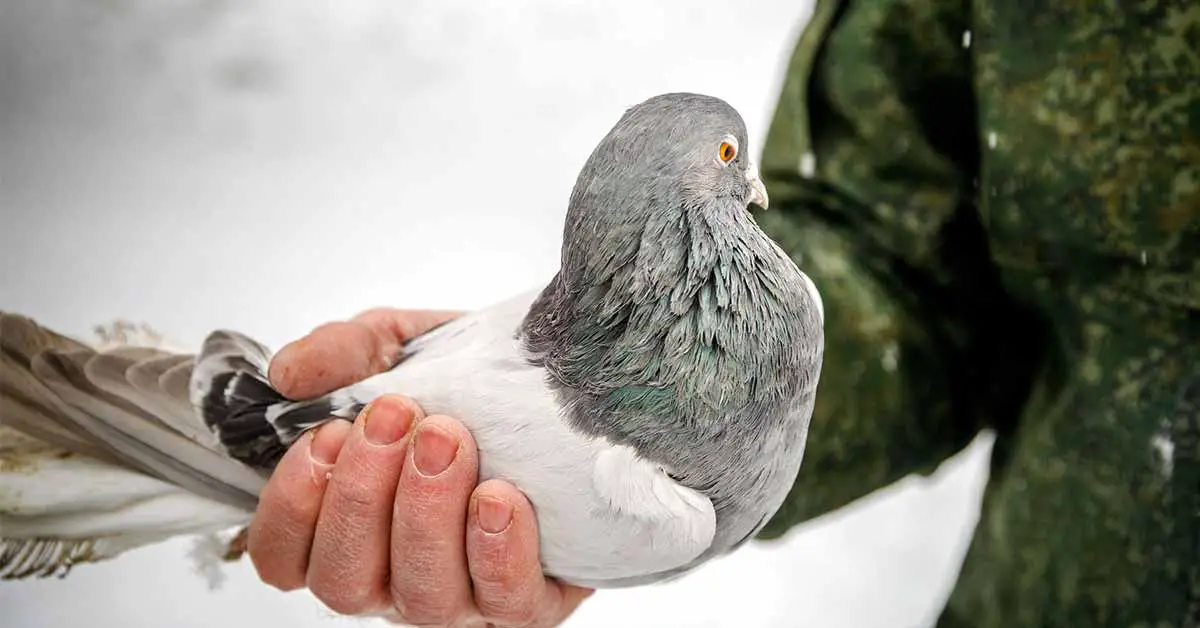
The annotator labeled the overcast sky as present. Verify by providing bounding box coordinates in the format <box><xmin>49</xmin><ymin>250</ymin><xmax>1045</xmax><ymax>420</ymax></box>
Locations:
<box><xmin>0</xmin><ymin>1</ymin><xmax>993</xmax><ymax>626</ymax></box>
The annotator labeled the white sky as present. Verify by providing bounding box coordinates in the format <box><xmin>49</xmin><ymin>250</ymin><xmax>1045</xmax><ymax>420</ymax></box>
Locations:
<box><xmin>0</xmin><ymin>1</ymin><xmax>992</xmax><ymax>626</ymax></box>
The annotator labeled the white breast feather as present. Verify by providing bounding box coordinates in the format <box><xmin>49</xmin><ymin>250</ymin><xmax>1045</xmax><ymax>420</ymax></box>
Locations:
<box><xmin>351</xmin><ymin>288</ymin><xmax>717</xmax><ymax>586</ymax></box>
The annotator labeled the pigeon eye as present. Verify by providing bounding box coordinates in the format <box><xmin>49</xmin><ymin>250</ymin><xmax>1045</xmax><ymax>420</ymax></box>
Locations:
<box><xmin>718</xmin><ymin>141</ymin><xmax>737</xmax><ymax>164</ymax></box>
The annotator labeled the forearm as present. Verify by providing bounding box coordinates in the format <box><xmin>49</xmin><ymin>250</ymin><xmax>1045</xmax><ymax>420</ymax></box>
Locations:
<box><xmin>754</xmin><ymin>0</ymin><xmax>1039</xmax><ymax>536</ymax></box>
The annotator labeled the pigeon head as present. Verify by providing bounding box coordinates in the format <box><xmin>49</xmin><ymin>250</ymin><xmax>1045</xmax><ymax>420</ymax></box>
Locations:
<box><xmin>573</xmin><ymin>92</ymin><xmax>767</xmax><ymax>215</ymax></box>
<box><xmin>558</xmin><ymin>92</ymin><xmax>771</xmax><ymax>285</ymax></box>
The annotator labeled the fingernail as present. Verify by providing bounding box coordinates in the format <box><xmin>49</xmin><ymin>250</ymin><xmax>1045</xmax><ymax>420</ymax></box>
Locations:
<box><xmin>413</xmin><ymin>424</ymin><xmax>458</xmax><ymax>477</ymax></box>
<box><xmin>310</xmin><ymin>420</ymin><xmax>349</xmax><ymax>466</ymax></box>
<box><xmin>476</xmin><ymin>496</ymin><xmax>513</xmax><ymax>534</ymax></box>
<box><xmin>361</xmin><ymin>398</ymin><xmax>413</xmax><ymax>446</ymax></box>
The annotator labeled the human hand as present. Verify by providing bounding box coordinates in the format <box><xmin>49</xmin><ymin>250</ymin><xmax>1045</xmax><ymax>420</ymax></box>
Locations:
<box><xmin>246</xmin><ymin>308</ymin><xmax>594</xmax><ymax>626</ymax></box>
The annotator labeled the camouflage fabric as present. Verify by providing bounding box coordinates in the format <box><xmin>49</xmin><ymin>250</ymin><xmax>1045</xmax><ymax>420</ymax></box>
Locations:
<box><xmin>754</xmin><ymin>0</ymin><xmax>1199</xmax><ymax>625</ymax></box>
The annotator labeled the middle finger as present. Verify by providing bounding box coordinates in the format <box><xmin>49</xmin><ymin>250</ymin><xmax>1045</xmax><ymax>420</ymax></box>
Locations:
<box><xmin>306</xmin><ymin>395</ymin><xmax>421</xmax><ymax>614</ymax></box>
<box><xmin>388</xmin><ymin>415</ymin><xmax>479</xmax><ymax>625</ymax></box>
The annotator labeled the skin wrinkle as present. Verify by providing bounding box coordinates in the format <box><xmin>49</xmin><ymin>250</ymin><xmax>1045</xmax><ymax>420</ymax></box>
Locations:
<box><xmin>386</xmin><ymin>414</ymin><xmax>477</xmax><ymax>620</ymax></box>
<box><xmin>308</xmin><ymin>430</ymin><xmax>402</xmax><ymax>609</ymax></box>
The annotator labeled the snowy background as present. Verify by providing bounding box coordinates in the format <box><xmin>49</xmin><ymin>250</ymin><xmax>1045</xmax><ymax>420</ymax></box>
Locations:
<box><xmin>0</xmin><ymin>1</ymin><xmax>993</xmax><ymax>626</ymax></box>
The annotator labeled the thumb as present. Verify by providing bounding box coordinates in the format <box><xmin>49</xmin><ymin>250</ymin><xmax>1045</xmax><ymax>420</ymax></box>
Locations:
<box><xmin>268</xmin><ymin>308</ymin><xmax>461</xmax><ymax>399</ymax></box>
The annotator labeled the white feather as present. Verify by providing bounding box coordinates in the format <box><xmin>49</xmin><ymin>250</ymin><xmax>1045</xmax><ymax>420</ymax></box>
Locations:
<box><xmin>353</xmin><ymin>288</ymin><xmax>717</xmax><ymax>587</ymax></box>
<box><xmin>0</xmin><ymin>427</ymin><xmax>249</xmax><ymax>578</ymax></box>
<box><xmin>799</xmin><ymin>270</ymin><xmax>824</xmax><ymax>325</ymax></box>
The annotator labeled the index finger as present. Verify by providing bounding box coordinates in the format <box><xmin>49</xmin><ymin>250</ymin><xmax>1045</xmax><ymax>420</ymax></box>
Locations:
<box><xmin>268</xmin><ymin>308</ymin><xmax>461</xmax><ymax>399</ymax></box>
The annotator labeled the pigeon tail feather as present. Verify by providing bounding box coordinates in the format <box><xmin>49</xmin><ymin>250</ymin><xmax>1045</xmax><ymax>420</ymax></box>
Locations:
<box><xmin>0</xmin><ymin>312</ymin><xmax>356</xmax><ymax>580</ymax></box>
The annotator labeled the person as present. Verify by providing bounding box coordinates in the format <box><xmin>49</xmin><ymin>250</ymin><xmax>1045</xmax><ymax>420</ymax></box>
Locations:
<box><xmin>245</xmin><ymin>0</ymin><xmax>1199</xmax><ymax>625</ymax></box>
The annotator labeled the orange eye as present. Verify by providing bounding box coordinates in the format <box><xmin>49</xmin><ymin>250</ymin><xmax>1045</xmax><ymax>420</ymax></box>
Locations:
<box><xmin>719</xmin><ymin>141</ymin><xmax>737</xmax><ymax>163</ymax></box>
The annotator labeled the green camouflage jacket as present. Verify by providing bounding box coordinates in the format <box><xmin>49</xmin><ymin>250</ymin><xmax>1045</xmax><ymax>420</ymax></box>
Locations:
<box><xmin>754</xmin><ymin>0</ymin><xmax>1198</xmax><ymax>625</ymax></box>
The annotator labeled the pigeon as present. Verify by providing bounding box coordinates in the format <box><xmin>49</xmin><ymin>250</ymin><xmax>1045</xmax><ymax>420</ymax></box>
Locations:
<box><xmin>0</xmin><ymin>92</ymin><xmax>824</xmax><ymax>588</ymax></box>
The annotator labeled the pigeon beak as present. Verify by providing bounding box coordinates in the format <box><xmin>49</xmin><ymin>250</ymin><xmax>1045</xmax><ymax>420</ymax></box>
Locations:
<box><xmin>745</xmin><ymin>162</ymin><xmax>769</xmax><ymax>210</ymax></box>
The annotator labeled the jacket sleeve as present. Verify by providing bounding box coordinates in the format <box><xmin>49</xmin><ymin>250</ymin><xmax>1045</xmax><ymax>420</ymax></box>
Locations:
<box><xmin>756</xmin><ymin>0</ymin><xmax>1042</xmax><ymax>538</ymax></box>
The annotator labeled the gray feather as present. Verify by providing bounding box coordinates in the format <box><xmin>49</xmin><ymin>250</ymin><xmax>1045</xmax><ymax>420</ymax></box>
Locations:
<box><xmin>127</xmin><ymin>353</ymin><xmax>214</xmax><ymax>445</ymax></box>
<box><xmin>0</xmin><ymin>314</ymin><xmax>118</xmax><ymax>462</ymax></box>
<box><xmin>31</xmin><ymin>349</ymin><xmax>263</xmax><ymax>509</ymax></box>
<box><xmin>0</xmin><ymin>314</ymin><xmax>360</xmax><ymax>579</ymax></box>
<box><xmin>521</xmin><ymin>93</ymin><xmax>823</xmax><ymax>580</ymax></box>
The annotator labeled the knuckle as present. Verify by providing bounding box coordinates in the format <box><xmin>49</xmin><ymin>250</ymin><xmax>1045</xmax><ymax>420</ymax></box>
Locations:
<box><xmin>246</xmin><ymin>525</ymin><xmax>302</xmax><ymax>591</ymax></box>
<box><xmin>353</xmin><ymin>307</ymin><xmax>411</xmax><ymax>339</ymax></box>
<box><xmin>470</xmin><ymin>567</ymin><xmax>539</xmax><ymax>624</ymax></box>
<box><xmin>352</xmin><ymin>306</ymin><xmax>394</xmax><ymax>321</ymax></box>
<box><xmin>268</xmin><ymin>478</ymin><xmax>315</xmax><ymax>515</ymax></box>
<box><xmin>389</xmin><ymin>590</ymin><xmax>463</xmax><ymax>627</ymax></box>
<box><xmin>310</xmin><ymin>580</ymin><xmax>379</xmax><ymax>616</ymax></box>
<box><xmin>250</xmin><ymin>558</ymin><xmax>301</xmax><ymax>592</ymax></box>
<box><xmin>469</xmin><ymin>556</ymin><xmax>541</xmax><ymax>625</ymax></box>
<box><xmin>400</xmin><ymin>468</ymin><xmax>473</xmax><ymax>513</ymax></box>
<box><xmin>328</xmin><ymin>469</ymin><xmax>384</xmax><ymax>512</ymax></box>
<box><xmin>467</xmin><ymin>561</ymin><xmax>508</xmax><ymax>590</ymax></box>
<box><xmin>467</xmin><ymin>537</ymin><xmax>517</xmax><ymax>585</ymax></box>
<box><xmin>478</xmin><ymin>595</ymin><xmax>539</xmax><ymax>627</ymax></box>
<box><xmin>401</xmin><ymin>471</ymin><xmax>463</xmax><ymax>508</ymax></box>
<box><xmin>263</xmin><ymin>573</ymin><xmax>305</xmax><ymax>593</ymax></box>
<box><xmin>249</xmin><ymin>548</ymin><xmax>304</xmax><ymax>592</ymax></box>
<box><xmin>309</xmin><ymin>321</ymin><xmax>348</xmax><ymax>337</ymax></box>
